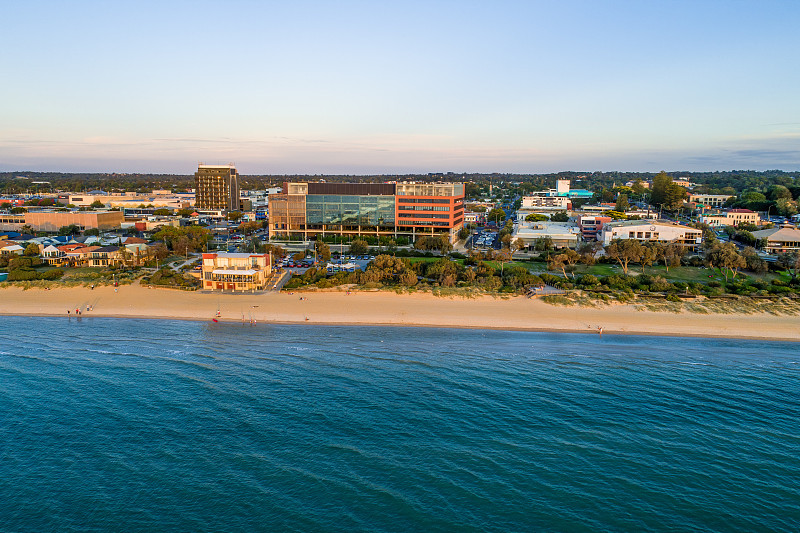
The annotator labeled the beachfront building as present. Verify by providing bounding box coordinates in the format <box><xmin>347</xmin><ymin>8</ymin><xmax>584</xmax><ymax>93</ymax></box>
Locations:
<box><xmin>699</xmin><ymin>209</ymin><xmax>760</xmax><ymax>228</ymax></box>
<box><xmin>195</xmin><ymin>164</ymin><xmax>240</xmax><ymax>212</ymax></box>
<box><xmin>0</xmin><ymin>210</ymin><xmax>124</xmax><ymax>233</ymax></box>
<box><xmin>269</xmin><ymin>181</ymin><xmax>465</xmax><ymax>243</ymax></box>
<box><xmin>512</xmin><ymin>221</ymin><xmax>581</xmax><ymax>250</ymax></box>
<box><xmin>201</xmin><ymin>252</ymin><xmax>272</xmax><ymax>292</ymax></box>
<box><xmin>598</xmin><ymin>220</ymin><xmax>703</xmax><ymax>250</ymax></box>
<box><xmin>751</xmin><ymin>224</ymin><xmax>800</xmax><ymax>254</ymax></box>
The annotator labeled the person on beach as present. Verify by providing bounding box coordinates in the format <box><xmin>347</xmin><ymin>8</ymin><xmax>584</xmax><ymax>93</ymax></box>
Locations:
<box><xmin>67</xmin><ymin>310</ymin><xmax>70</xmax><ymax>316</ymax></box>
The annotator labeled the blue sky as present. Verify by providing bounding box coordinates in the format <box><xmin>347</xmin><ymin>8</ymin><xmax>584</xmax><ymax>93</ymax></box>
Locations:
<box><xmin>2</xmin><ymin>0</ymin><xmax>799</xmax><ymax>174</ymax></box>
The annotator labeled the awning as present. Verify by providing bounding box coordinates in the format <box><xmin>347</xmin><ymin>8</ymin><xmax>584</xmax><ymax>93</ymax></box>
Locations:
<box><xmin>212</xmin><ymin>269</ymin><xmax>257</xmax><ymax>275</ymax></box>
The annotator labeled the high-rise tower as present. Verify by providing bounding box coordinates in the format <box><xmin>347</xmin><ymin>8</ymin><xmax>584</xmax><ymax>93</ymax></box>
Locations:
<box><xmin>194</xmin><ymin>163</ymin><xmax>240</xmax><ymax>211</ymax></box>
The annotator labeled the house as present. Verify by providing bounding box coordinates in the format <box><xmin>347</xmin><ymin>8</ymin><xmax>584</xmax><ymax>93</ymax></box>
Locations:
<box><xmin>751</xmin><ymin>224</ymin><xmax>800</xmax><ymax>254</ymax></box>
<box><xmin>699</xmin><ymin>209</ymin><xmax>760</xmax><ymax>228</ymax></box>
<box><xmin>88</xmin><ymin>246</ymin><xmax>121</xmax><ymax>267</ymax></box>
<box><xmin>0</xmin><ymin>243</ymin><xmax>24</xmax><ymax>255</ymax></box>
<box><xmin>64</xmin><ymin>245</ymin><xmax>100</xmax><ymax>266</ymax></box>
<box><xmin>42</xmin><ymin>245</ymin><xmax>68</xmax><ymax>266</ymax></box>
<box><xmin>201</xmin><ymin>252</ymin><xmax>272</xmax><ymax>292</ymax></box>
<box><xmin>598</xmin><ymin>220</ymin><xmax>703</xmax><ymax>250</ymax></box>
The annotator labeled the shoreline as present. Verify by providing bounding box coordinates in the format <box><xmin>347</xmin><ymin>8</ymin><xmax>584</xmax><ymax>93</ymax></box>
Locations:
<box><xmin>2</xmin><ymin>284</ymin><xmax>799</xmax><ymax>342</ymax></box>
<box><xmin>3</xmin><ymin>312</ymin><xmax>800</xmax><ymax>342</ymax></box>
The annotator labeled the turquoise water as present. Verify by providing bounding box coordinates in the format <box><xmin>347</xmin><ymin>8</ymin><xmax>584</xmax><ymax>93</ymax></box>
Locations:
<box><xmin>1</xmin><ymin>318</ymin><xmax>799</xmax><ymax>531</ymax></box>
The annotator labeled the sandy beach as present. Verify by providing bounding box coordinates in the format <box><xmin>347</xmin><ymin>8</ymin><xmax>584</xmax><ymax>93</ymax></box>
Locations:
<box><xmin>1</xmin><ymin>284</ymin><xmax>798</xmax><ymax>341</ymax></box>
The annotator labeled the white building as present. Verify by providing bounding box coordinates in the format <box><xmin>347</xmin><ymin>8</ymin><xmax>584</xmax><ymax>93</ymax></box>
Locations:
<box><xmin>689</xmin><ymin>194</ymin><xmax>733</xmax><ymax>208</ymax></box>
<box><xmin>512</xmin><ymin>221</ymin><xmax>581</xmax><ymax>249</ymax></box>
<box><xmin>699</xmin><ymin>209</ymin><xmax>760</xmax><ymax>227</ymax></box>
<box><xmin>598</xmin><ymin>220</ymin><xmax>703</xmax><ymax>249</ymax></box>
<box><xmin>520</xmin><ymin>196</ymin><xmax>571</xmax><ymax>210</ymax></box>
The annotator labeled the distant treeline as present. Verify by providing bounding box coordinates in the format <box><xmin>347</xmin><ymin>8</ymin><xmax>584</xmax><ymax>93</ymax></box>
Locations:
<box><xmin>1</xmin><ymin>169</ymin><xmax>797</xmax><ymax>195</ymax></box>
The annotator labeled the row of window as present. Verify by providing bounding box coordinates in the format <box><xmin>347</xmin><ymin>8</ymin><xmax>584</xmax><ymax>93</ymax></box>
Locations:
<box><xmin>398</xmin><ymin>206</ymin><xmax>451</xmax><ymax>211</ymax></box>
<box><xmin>397</xmin><ymin>198</ymin><xmax>452</xmax><ymax>204</ymax></box>
<box><xmin>398</xmin><ymin>213</ymin><xmax>451</xmax><ymax>219</ymax></box>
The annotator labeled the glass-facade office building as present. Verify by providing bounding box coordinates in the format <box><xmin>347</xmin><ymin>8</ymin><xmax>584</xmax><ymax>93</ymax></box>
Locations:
<box><xmin>269</xmin><ymin>182</ymin><xmax>464</xmax><ymax>242</ymax></box>
<box><xmin>306</xmin><ymin>195</ymin><xmax>395</xmax><ymax>226</ymax></box>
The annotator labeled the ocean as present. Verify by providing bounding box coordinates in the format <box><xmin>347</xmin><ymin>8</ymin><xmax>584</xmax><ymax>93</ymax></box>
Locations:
<box><xmin>1</xmin><ymin>317</ymin><xmax>798</xmax><ymax>532</ymax></box>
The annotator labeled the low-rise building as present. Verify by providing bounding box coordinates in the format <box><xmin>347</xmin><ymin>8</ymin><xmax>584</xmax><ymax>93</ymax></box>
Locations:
<box><xmin>751</xmin><ymin>224</ymin><xmax>800</xmax><ymax>254</ymax></box>
<box><xmin>512</xmin><ymin>221</ymin><xmax>581</xmax><ymax>249</ymax></box>
<box><xmin>598</xmin><ymin>220</ymin><xmax>703</xmax><ymax>249</ymax></box>
<box><xmin>689</xmin><ymin>194</ymin><xmax>734</xmax><ymax>208</ymax></box>
<box><xmin>0</xmin><ymin>210</ymin><xmax>124</xmax><ymax>232</ymax></box>
<box><xmin>520</xmin><ymin>196</ymin><xmax>572</xmax><ymax>210</ymax></box>
<box><xmin>699</xmin><ymin>208</ymin><xmax>760</xmax><ymax>227</ymax></box>
<box><xmin>201</xmin><ymin>252</ymin><xmax>272</xmax><ymax>292</ymax></box>
<box><xmin>577</xmin><ymin>216</ymin><xmax>612</xmax><ymax>241</ymax></box>
<box><xmin>464</xmin><ymin>211</ymin><xmax>487</xmax><ymax>225</ymax></box>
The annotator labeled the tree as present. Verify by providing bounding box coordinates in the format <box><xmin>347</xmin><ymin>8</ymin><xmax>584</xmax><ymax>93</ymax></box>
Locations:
<box><xmin>90</xmin><ymin>200</ymin><xmax>105</xmax><ymax>209</ymax></box>
<box><xmin>153</xmin><ymin>208</ymin><xmax>171</xmax><ymax>216</ymax></box>
<box><xmin>705</xmin><ymin>242</ymin><xmax>746</xmax><ymax>281</ymax></box>
<box><xmin>315</xmin><ymin>240</ymin><xmax>331</xmax><ymax>262</ymax></box>
<box><xmin>226</xmin><ymin>211</ymin><xmax>243</xmax><ymax>222</ymax></box>
<box><xmin>776</xmin><ymin>197</ymin><xmax>798</xmax><ymax>217</ymax></box>
<box><xmin>495</xmin><ymin>248</ymin><xmax>513</xmax><ymax>275</ymax></box>
<box><xmin>550</xmin><ymin>211</ymin><xmax>569</xmax><ymax>222</ymax></box>
<box><xmin>84</xmin><ymin>228</ymin><xmax>100</xmax><ymax>236</ymax></box>
<box><xmin>548</xmin><ymin>249</ymin><xmax>580</xmax><ymax>278</ymax></box>
<box><xmin>487</xmin><ymin>208</ymin><xmax>506</xmax><ymax>225</ymax></box>
<box><xmin>177</xmin><ymin>208</ymin><xmax>195</xmax><ymax>217</ymax></box>
<box><xmin>640</xmin><ymin>242</ymin><xmax>659</xmax><ymax>273</ymax></box>
<box><xmin>662</xmin><ymin>242</ymin><xmax>686</xmax><ymax>272</ymax></box>
<box><xmin>151</xmin><ymin>243</ymin><xmax>169</xmax><ymax>262</ymax></box>
<box><xmin>58</xmin><ymin>224</ymin><xmax>81</xmax><ymax>236</ymax></box>
<box><xmin>742</xmin><ymin>247</ymin><xmax>768</xmax><ymax>275</ymax></box>
<box><xmin>349</xmin><ymin>239</ymin><xmax>368</xmax><ymax>256</ymax></box>
<box><xmin>768</xmin><ymin>185</ymin><xmax>792</xmax><ymax>201</ymax></box>
<box><xmin>615</xmin><ymin>194</ymin><xmax>630</xmax><ymax>212</ymax></box>
<box><xmin>533</xmin><ymin>236</ymin><xmax>553</xmax><ymax>251</ymax></box>
<box><xmin>632</xmin><ymin>179</ymin><xmax>646</xmax><ymax>197</ymax></box>
<box><xmin>24</xmin><ymin>243</ymin><xmax>40</xmax><ymax>256</ymax></box>
<box><xmin>436</xmin><ymin>234</ymin><xmax>453</xmax><ymax>254</ymax></box>
<box><xmin>173</xmin><ymin>235</ymin><xmax>190</xmax><ymax>258</ymax></box>
<box><xmin>238</xmin><ymin>221</ymin><xmax>260</xmax><ymax>236</ymax></box>
<box><xmin>776</xmin><ymin>251</ymin><xmax>800</xmax><ymax>279</ymax></box>
<box><xmin>577</xmin><ymin>241</ymin><xmax>601</xmax><ymax>265</ymax></box>
<box><xmin>649</xmin><ymin>171</ymin><xmax>672</xmax><ymax>206</ymax></box>
<box><xmin>605</xmin><ymin>239</ymin><xmax>644</xmax><ymax>275</ymax></box>
<box><xmin>525</xmin><ymin>213</ymin><xmax>548</xmax><ymax>222</ymax></box>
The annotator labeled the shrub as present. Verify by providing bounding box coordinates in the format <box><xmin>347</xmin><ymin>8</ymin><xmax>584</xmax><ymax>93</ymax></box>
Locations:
<box><xmin>666</xmin><ymin>294</ymin><xmax>682</xmax><ymax>302</ymax></box>
<box><xmin>41</xmin><ymin>269</ymin><xmax>64</xmax><ymax>280</ymax></box>
<box><xmin>7</xmin><ymin>268</ymin><xmax>39</xmax><ymax>281</ymax></box>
